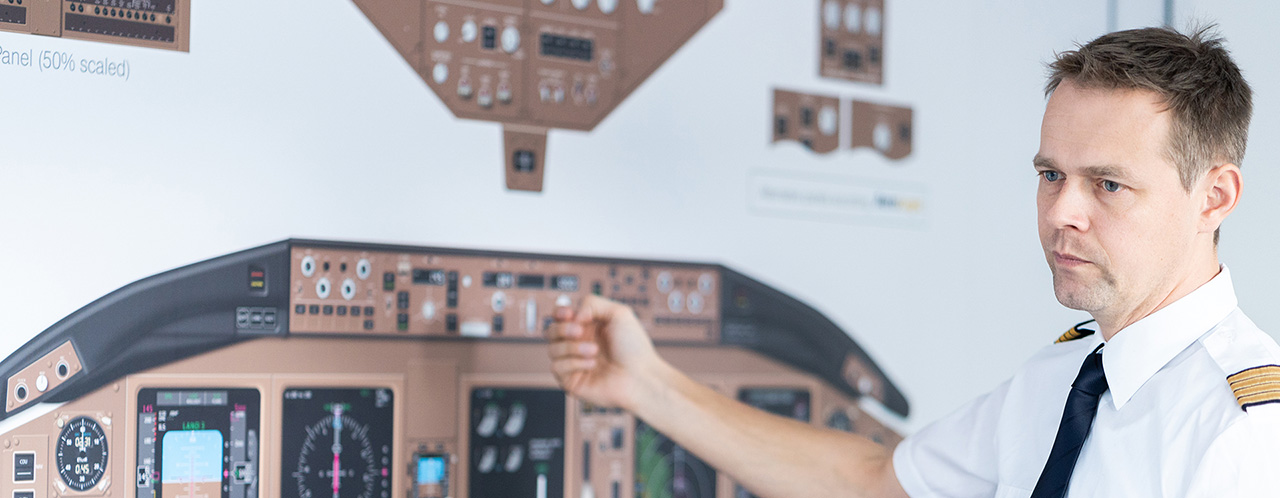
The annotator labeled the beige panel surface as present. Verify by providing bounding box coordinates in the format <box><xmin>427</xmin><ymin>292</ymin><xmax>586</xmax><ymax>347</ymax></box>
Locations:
<box><xmin>1</xmin><ymin>336</ymin><xmax>898</xmax><ymax>498</ymax></box>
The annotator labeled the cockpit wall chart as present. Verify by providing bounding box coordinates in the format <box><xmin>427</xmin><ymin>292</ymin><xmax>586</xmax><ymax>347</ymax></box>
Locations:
<box><xmin>351</xmin><ymin>0</ymin><xmax>723</xmax><ymax>192</ymax></box>
<box><xmin>1</xmin><ymin>239</ymin><xmax>907</xmax><ymax>498</ymax></box>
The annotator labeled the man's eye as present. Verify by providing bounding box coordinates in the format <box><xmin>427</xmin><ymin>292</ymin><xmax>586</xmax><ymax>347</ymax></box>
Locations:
<box><xmin>1102</xmin><ymin>180</ymin><xmax>1122</xmax><ymax>192</ymax></box>
<box><xmin>1041</xmin><ymin>171</ymin><xmax>1062</xmax><ymax>182</ymax></box>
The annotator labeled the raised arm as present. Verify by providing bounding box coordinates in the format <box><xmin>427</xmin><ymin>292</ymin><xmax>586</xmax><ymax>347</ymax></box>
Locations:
<box><xmin>547</xmin><ymin>295</ymin><xmax>908</xmax><ymax>498</ymax></box>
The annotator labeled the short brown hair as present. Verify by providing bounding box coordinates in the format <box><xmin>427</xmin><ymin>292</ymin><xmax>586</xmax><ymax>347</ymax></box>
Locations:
<box><xmin>1045</xmin><ymin>26</ymin><xmax>1252</xmax><ymax>192</ymax></box>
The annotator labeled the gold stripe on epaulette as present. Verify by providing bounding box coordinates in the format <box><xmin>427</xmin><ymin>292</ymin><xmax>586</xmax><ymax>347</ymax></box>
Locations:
<box><xmin>1055</xmin><ymin>320</ymin><xmax>1097</xmax><ymax>344</ymax></box>
<box><xmin>1228</xmin><ymin>365</ymin><xmax>1280</xmax><ymax>410</ymax></box>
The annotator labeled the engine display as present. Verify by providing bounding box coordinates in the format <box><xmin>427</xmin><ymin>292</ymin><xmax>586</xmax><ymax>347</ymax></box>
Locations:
<box><xmin>468</xmin><ymin>388</ymin><xmax>565</xmax><ymax>498</ymax></box>
<box><xmin>135</xmin><ymin>388</ymin><xmax>261</xmax><ymax>498</ymax></box>
<box><xmin>56</xmin><ymin>416</ymin><xmax>109</xmax><ymax>492</ymax></box>
<box><xmin>281</xmin><ymin>387</ymin><xmax>394</xmax><ymax>498</ymax></box>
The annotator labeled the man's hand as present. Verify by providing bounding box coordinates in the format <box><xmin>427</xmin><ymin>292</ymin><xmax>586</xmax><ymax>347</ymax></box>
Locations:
<box><xmin>546</xmin><ymin>295</ymin><xmax>666</xmax><ymax>412</ymax></box>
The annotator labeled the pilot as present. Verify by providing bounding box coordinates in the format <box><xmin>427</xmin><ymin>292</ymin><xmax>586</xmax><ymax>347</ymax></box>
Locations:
<box><xmin>547</xmin><ymin>26</ymin><xmax>1280</xmax><ymax>497</ymax></box>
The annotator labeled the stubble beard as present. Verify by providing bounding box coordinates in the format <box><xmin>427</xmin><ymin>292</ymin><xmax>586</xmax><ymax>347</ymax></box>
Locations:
<box><xmin>1049</xmin><ymin>261</ymin><xmax>1119</xmax><ymax>313</ymax></box>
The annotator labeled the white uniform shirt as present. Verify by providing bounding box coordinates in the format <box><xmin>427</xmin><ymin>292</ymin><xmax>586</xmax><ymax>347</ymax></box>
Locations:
<box><xmin>893</xmin><ymin>267</ymin><xmax>1280</xmax><ymax>497</ymax></box>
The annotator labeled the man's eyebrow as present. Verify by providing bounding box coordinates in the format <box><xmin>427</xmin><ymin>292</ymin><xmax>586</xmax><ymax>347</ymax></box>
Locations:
<box><xmin>1080</xmin><ymin>165</ymin><xmax>1129</xmax><ymax>180</ymax></box>
<box><xmin>1032</xmin><ymin>155</ymin><xmax>1054</xmax><ymax>170</ymax></box>
<box><xmin>1031</xmin><ymin>156</ymin><xmax>1131</xmax><ymax>180</ymax></box>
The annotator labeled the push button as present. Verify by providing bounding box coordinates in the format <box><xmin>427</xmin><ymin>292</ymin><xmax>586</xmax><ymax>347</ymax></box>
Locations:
<box><xmin>14</xmin><ymin>452</ymin><xmax>35</xmax><ymax>482</ymax></box>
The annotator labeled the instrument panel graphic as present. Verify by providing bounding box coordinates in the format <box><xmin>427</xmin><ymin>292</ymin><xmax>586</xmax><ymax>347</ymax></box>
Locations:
<box><xmin>281</xmin><ymin>388</ymin><xmax>395</xmax><ymax>498</ymax></box>
<box><xmin>0</xmin><ymin>239</ymin><xmax>908</xmax><ymax>498</ymax></box>
<box><xmin>349</xmin><ymin>0</ymin><xmax>723</xmax><ymax>192</ymax></box>
<box><xmin>772</xmin><ymin>88</ymin><xmax>841</xmax><ymax>154</ymax></box>
<box><xmin>819</xmin><ymin>0</ymin><xmax>884</xmax><ymax>84</ymax></box>
<box><xmin>467</xmin><ymin>388</ymin><xmax>565</xmax><ymax>498</ymax></box>
<box><xmin>56</xmin><ymin>416</ymin><xmax>109</xmax><ymax>492</ymax></box>
<box><xmin>849</xmin><ymin>98</ymin><xmax>912</xmax><ymax>160</ymax></box>
<box><xmin>136</xmin><ymin>388</ymin><xmax>261</xmax><ymax>498</ymax></box>
<box><xmin>0</xmin><ymin>0</ymin><xmax>190</xmax><ymax>51</ymax></box>
<box><xmin>771</xmin><ymin>89</ymin><xmax>914</xmax><ymax>161</ymax></box>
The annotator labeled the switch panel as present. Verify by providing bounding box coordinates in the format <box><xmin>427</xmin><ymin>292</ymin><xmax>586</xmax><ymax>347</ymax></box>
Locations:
<box><xmin>819</xmin><ymin>0</ymin><xmax>885</xmax><ymax>84</ymax></box>
<box><xmin>0</xmin><ymin>0</ymin><xmax>190</xmax><ymax>51</ymax></box>
<box><xmin>350</xmin><ymin>0</ymin><xmax>723</xmax><ymax>191</ymax></box>
<box><xmin>6</xmin><ymin>341</ymin><xmax>82</xmax><ymax>415</ymax></box>
<box><xmin>849</xmin><ymin>98</ymin><xmax>913</xmax><ymax>160</ymax></box>
<box><xmin>772</xmin><ymin>88</ymin><xmax>841</xmax><ymax>154</ymax></box>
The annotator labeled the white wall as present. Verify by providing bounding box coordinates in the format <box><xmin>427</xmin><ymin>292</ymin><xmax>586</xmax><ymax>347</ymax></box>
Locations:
<box><xmin>2</xmin><ymin>0</ymin><xmax>1273</xmax><ymax>432</ymax></box>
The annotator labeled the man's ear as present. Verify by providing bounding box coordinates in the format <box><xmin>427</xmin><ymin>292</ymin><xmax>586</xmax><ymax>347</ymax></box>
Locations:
<box><xmin>1198</xmin><ymin>163</ymin><xmax>1243</xmax><ymax>235</ymax></box>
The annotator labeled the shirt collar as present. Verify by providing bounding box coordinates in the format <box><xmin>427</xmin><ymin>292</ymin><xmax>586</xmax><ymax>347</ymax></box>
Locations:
<box><xmin>1100</xmin><ymin>265</ymin><xmax>1238</xmax><ymax>410</ymax></box>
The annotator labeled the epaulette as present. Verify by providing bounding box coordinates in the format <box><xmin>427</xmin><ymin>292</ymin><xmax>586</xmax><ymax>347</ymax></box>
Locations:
<box><xmin>1227</xmin><ymin>365</ymin><xmax>1280</xmax><ymax>411</ymax></box>
<box><xmin>1055</xmin><ymin>319</ymin><xmax>1097</xmax><ymax>344</ymax></box>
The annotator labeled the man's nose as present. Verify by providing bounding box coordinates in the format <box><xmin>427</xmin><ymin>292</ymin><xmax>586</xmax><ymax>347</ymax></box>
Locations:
<box><xmin>1043</xmin><ymin>182</ymin><xmax>1091</xmax><ymax>232</ymax></box>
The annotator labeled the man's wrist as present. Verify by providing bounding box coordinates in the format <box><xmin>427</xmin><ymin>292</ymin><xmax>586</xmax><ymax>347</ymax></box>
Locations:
<box><xmin>620</xmin><ymin>356</ymin><xmax>679</xmax><ymax>417</ymax></box>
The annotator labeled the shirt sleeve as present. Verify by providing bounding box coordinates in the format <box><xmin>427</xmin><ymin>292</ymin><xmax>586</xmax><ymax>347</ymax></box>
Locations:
<box><xmin>1186</xmin><ymin>406</ymin><xmax>1280</xmax><ymax>497</ymax></box>
<box><xmin>893</xmin><ymin>379</ymin><xmax>1010</xmax><ymax>498</ymax></box>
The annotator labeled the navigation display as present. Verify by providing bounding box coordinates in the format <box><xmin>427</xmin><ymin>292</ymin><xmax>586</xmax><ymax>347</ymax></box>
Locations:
<box><xmin>136</xmin><ymin>388</ymin><xmax>261</xmax><ymax>498</ymax></box>
<box><xmin>281</xmin><ymin>387</ymin><xmax>395</xmax><ymax>498</ymax></box>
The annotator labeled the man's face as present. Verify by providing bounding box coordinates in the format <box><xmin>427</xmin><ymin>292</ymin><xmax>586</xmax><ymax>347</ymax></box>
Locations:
<box><xmin>1035</xmin><ymin>80</ymin><xmax>1201</xmax><ymax>323</ymax></box>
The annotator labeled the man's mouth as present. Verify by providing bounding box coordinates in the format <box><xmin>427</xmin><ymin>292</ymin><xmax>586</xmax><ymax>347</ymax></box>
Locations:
<box><xmin>1053</xmin><ymin>251</ymin><xmax>1091</xmax><ymax>267</ymax></box>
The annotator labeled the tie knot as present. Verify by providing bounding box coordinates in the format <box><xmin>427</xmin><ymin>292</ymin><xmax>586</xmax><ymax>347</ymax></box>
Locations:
<box><xmin>1072</xmin><ymin>350</ymin><xmax>1108</xmax><ymax>396</ymax></box>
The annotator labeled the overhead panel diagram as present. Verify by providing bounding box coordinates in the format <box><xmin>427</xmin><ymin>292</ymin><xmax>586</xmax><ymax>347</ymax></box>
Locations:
<box><xmin>772</xmin><ymin>88</ymin><xmax>841</xmax><ymax>154</ymax></box>
<box><xmin>351</xmin><ymin>0</ymin><xmax>723</xmax><ymax>192</ymax></box>
<box><xmin>849</xmin><ymin>98</ymin><xmax>911</xmax><ymax>160</ymax></box>
<box><xmin>0</xmin><ymin>0</ymin><xmax>190</xmax><ymax>51</ymax></box>
<box><xmin>819</xmin><ymin>0</ymin><xmax>883</xmax><ymax>84</ymax></box>
<box><xmin>771</xmin><ymin>89</ymin><xmax>912</xmax><ymax>162</ymax></box>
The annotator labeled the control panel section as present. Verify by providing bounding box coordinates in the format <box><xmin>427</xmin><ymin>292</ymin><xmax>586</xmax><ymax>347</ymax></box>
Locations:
<box><xmin>772</xmin><ymin>88</ymin><xmax>841</xmax><ymax>154</ymax></box>
<box><xmin>7</xmin><ymin>341</ymin><xmax>83</xmax><ymax>415</ymax></box>
<box><xmin>576</xmin><ymin>402</ymin><xmax>632</xmax><ymax>498</ymax></box>
<box><xmin>288</xmin><ymin>245</ymin><xmax>721</xmax><ymax>344</ymax></box>
<box><xmin>467</xmin><ymin>387</ymin><xmax>565</xmax><ymax>498</ymax></box>
<box><xmin>354</xmin><ymin>0</ymin><xmax>722</xmax><ymax>132</ymax></box>
<box><xmin>135</xmin><ymin>388</ymin><xmax>260</xmax><ymax>498</ymax></box>
<box><xmin>3</xmin><ymin>435</ymin><xmax>47</xmax><ymax>498</ymax></box>
<box><xmin>409</xmin><ymin>443</ymin><xmax>456</xmax><ymax>498</ymax></box>
<box><xmin>0</xmin><ymin>0</ymin><xmax>190</xmax><ymax>51</ymax></box>
<box><xmin>849</xmin><ymin>98</ymin><xmax>913</xmax><ymax>160</ymax></box>
<box><xmin>280</xmin><ymin>387</ymin><xmax>395</xmax><ymax>498</ymax></box>
<box><xmin>819</xmin><ymin>0</ymin><xmax>885</xmax><ymax>84</ymax></box>
<box><xmin>351</xmin><ymin>0</ymin><xmax>723</xmax><ymax>191</ymax></box>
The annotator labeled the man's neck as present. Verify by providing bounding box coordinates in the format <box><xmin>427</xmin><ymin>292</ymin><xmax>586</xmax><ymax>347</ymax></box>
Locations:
<box><xmin>1093</xmin><ymin>259</ymin><xmax>1222</xmax><ymax>341</ymax></box>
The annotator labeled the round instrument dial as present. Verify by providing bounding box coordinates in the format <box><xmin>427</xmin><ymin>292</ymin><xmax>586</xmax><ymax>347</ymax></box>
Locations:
<box><xmin>56</xmin><ymin>416</ymin><xmax>109</xmax><ymax>492</ymax></box>
<box><xmin>292</xmin><ymin>405</ymin><xmax>382</xmax><ymax>498</ymax></box>
<box><xmin>282</xmin><ymin>388</ymin><xmax>394</xmax><ymax>498</ymax></box>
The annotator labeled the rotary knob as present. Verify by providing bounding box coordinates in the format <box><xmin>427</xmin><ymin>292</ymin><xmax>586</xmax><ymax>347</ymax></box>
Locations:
<box><xmin>501</xmin><ymin>26</ymin><xmax>520</xmax><ymax>54</ymax></box>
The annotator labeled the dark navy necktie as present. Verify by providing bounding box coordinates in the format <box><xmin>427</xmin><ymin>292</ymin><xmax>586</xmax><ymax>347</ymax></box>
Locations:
<box><xmin>1030</xmin><ymin>346</ymin><xmax>1108</xmax><ymax>498</ymax></box>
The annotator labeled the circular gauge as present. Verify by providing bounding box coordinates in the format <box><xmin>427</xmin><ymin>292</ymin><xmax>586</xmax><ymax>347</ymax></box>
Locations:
<box><xmin>292</xmin><ymin>406</ymin><xmax>380</xmax><ymax>498</ymax></box>
<box><xmin>56</xmin><ymin>416</ymin><xmax>109</xmax><ymax>492</ymax></box>
<box><xmin>283</xmin><ymin>388</ymin><xmax>394</xmax><ymax>498</ymax></box>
